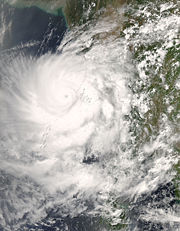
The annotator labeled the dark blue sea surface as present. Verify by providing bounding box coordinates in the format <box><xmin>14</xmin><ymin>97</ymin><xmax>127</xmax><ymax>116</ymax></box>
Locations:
<box><xmin>0</xmin><ymin>2</ymin><xmax>66</xmax><ymax>55</ymax></box>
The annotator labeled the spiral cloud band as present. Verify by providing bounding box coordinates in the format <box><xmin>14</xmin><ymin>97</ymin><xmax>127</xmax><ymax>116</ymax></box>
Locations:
<box><xmin>0</xmin><ymin>18</ymin><xmax>135</xmax><ymax>226</ymax></box>
<box><xmin>0</xmin><ymin>44</ymin><xmax>132</xmax><ymax>194</ymax></box>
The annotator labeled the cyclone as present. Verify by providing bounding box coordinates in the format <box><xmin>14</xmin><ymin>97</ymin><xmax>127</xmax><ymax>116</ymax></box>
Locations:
<box><xmin>0</xmin><ymin>50</ymin><xmax>130</xmax><ymax>157</ymax></box>
<box><xmin>0</xmin><ymin>26</ymin><xmax>133</xmax><ymax>224</ymax></box>
<box><xmin>0</xmin><ymin>1</ymin><xmax>179</xmax><ymax>230</ymax></box>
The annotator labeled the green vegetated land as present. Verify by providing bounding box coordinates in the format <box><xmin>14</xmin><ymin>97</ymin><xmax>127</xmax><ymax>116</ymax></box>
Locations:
<box><xmin>64</xmin><ymin>0</ymin><xmax>127</xmax><ymax>26</ymax></box>
<box><xmin>63</xmin><ymin>0</ymin><xmax>180</xmax><ymax>229</ymax></box>
<box><xmin>66</xmin><ymin>0</ymin><xmax>179</xmax><ymax>229</ymax></box>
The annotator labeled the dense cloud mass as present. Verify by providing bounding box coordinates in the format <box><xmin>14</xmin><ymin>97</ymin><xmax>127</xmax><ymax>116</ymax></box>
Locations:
<box><xmin>0</xmin><ymin>23</ymin><xmax>134</xmax><ymax>227</ymax></box>
<box><xmin>0</xmin><ymin>1</ymin><xmax>179</xmax><ymax>230</ymax></box>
